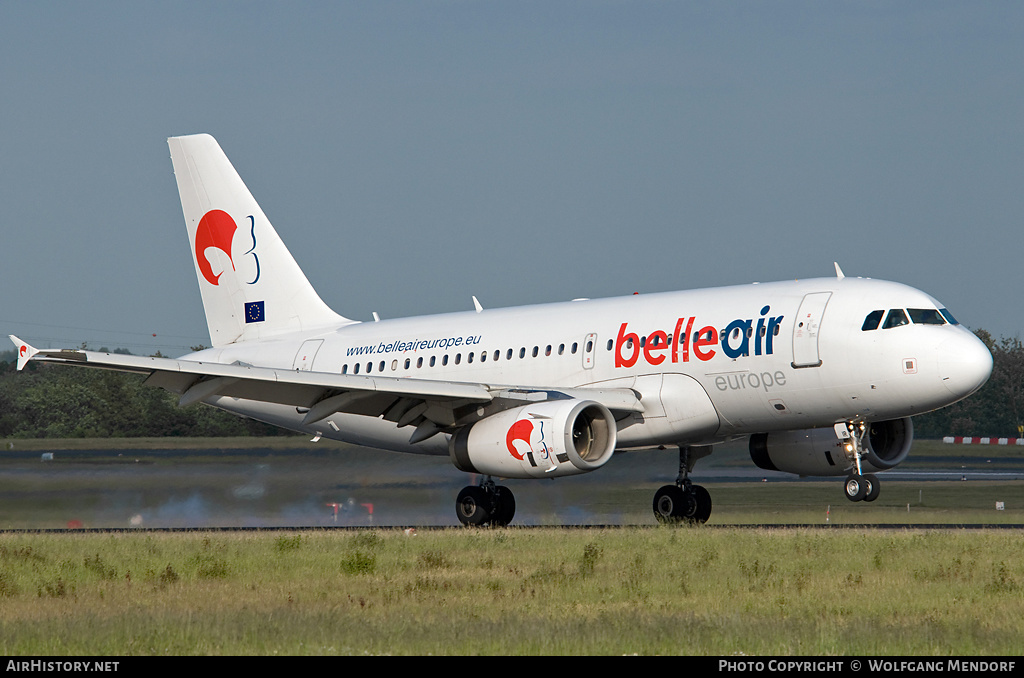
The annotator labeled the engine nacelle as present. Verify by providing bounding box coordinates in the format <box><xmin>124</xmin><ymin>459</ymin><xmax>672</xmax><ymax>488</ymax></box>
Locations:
<box><xmin>449</xmin><ymin>399</ymin><xmax>617</xmax><ymax>479</ymax></box>
<box><xmin>749</xmin><ymin>417</ymin><xmax>913</xmax><ymax>477</ymax></box>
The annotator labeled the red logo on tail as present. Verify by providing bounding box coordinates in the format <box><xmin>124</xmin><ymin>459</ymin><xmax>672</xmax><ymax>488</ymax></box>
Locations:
<box><xmin>195</xmin><ymin>210</ymin><xmax>237</xmax><ymax>285</ymax></box>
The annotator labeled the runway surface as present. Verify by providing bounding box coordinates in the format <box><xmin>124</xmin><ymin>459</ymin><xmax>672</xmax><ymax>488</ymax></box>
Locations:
<box><xmin>1</xmin><ymin>442</ymin><xmax>1021</xmax><ymax>529</ymax></box>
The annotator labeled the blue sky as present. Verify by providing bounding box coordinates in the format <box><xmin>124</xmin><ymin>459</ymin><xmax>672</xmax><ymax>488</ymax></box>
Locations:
<box><xmin>2</xmin><ymin>2</ymin><xmax>1022</xmax><ymax>355</ymax></box>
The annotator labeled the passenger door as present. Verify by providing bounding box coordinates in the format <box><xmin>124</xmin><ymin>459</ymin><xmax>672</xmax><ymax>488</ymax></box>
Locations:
<box><xmin>792</xmin><ymin>292</ymin><xmax>831</xmax><ymax>368</ymax></box>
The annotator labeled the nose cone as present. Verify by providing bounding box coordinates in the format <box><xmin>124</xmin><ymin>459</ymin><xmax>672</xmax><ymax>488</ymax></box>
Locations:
<box><xmin>938</xmin><ymin>331</ymin><xmax>993</xmax><ymax>401</ymax></box>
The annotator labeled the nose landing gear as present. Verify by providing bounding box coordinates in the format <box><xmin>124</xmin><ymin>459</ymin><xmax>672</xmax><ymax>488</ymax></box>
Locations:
<box><xmin>838</xmin><ymin>421</ymin><xmax>881</xmax><ymax>503</ymax></box>
<box><xmin>844</xmin><ymin>472</ymin><xmax>880</xmax><ymax>502</ymax></box>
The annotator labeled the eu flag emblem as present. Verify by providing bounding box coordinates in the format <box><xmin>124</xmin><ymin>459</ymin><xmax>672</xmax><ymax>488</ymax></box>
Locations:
<box><xmin>245</xmin><ymin>301</ymin><xmax>265</xmax><ymax>324</ymax></box>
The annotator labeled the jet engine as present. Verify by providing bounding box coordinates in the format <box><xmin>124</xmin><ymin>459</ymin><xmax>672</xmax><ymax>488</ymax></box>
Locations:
<box><xmin>449</xmin><ymin>399</ymin><xmax>617</xmax><ymax>479</ymax></box>
<box><xmin>749</xmin><ymin>417</ymin><xmax>913</xmax><ymax>476</ymax></box>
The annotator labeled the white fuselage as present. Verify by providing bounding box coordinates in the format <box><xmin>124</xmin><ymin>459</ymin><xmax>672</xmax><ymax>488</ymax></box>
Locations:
<box><xmin>189</xmin><ymin>276</ymin><xmax>992</xmax><ymax>456</ymax></box>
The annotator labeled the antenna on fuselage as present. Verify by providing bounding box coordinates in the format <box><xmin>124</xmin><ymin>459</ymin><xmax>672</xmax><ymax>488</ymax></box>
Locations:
<box><xmin>834</xmin><ymin>262</ymin><xmax>845</xmax><ymax>279</ymax></box>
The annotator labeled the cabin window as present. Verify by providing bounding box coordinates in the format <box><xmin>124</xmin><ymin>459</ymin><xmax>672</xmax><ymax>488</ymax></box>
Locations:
<box><xmin>882</xmin><ymin>309</ymin><xmax>909</xmax><ymax>329</ymax></box>
<box><xmin>908</xmin><ymin>308</ymin><xmax>946</xmax><ymax>325</ymax></box>
<box><xmin>558</xmin><ymin>344</ymin><xmax>565</xmax><ymax>355</ymax></box>
<box><xmin>379</xmin><ymin>361</ymin><xmax>385</xmax><ymax>373</ymax></box>
<box><xmin>606</xmin><ymin>339</ymin><xmax>613</xmax><ymax>351</ymax></box>
<box><xmin>342</xmin><ymin>364</ymin><xmax>348</xmax><ymax>374</ymax></box>
<box><xmin>392</xmin><ymin>360</ymin><xmax>399</xmax><ymax>371</ymax></box>
<box><xmin>442</xmin><ymin>355</ymin><xmax>449</xmax><ymax>366</ymax></box>
<box><xmin>480</xmin><ymin>351</ymin><xmax>486</xmax><ymax>363</ymax></box>
<box><xmin>455</xmin><ymin>353</ymin><xmax>461</xmax><ymax>365</ymax></box>
<box><xmin>545</xmin><ymin>345</ymin><xmax>552</xmax><ymax>356</ymax></box>
<box><xmin>404</xmin><ymin>358</ymin><xmax>411</xmax><ymax>369</ymax></box>
<box><xmin>353</xmin><ymin>363</ymin><xmax>360</xmax><ymax>374</ymax></box>
<box><xmin>430</xmin><ymin>356</ymin><xmax>436</xmax><ymax>367</ymax></box>
<box><xmin>572</xmin><ymin>342</ymin><xmax>579</xmax><ymax>354</ymax></box>
<box><xmin>417</xmin><ymin>357</ymin><xmax>423</xmax><ymax>368</ymax></box>
<box><xmin>862</xmin><ymin>310</ymin><xmax>884</xmax><ymax>331</ymax></box>
<box><xmin>532</xmin><ymin>346</ymin><xmax>539</xmax><ymax>358</ymax></box>
<box><xmin>506</xmin><ymin>349</ymin><xmax>513</xmax><ymax>360</ymax></box>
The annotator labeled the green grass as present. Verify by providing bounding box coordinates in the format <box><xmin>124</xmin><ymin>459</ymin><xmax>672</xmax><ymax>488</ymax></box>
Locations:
<box><xmin>0</xmin><ymin>528</ymin><xmax>1022</xmax><ymax>655</ymax></box>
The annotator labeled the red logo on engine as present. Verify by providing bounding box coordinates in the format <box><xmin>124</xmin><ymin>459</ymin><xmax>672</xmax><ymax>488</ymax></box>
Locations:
<box><xmin>506</xmin><ymin>419</ymin><xmax>534</xmax><ymax>460</ymax></box>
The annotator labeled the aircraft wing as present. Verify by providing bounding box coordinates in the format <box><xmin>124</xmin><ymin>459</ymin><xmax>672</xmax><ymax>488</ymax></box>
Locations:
<box><xmin>9</xmin><ymin>337</ymin><xmax>644</xmax><ymax>440</ymax></box>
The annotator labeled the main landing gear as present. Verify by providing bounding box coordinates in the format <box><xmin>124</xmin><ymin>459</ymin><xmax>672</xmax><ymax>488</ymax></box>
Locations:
<box><xmin>653</xmin><ymin>445</ymin><xmax>713</xmax><ymax>524</ymax></box>
<box><xmin>455</xmin><ymin>478</ymin><xmax>516</xmax><ymax>527</ymax></box>
<box><xmin>838</xmin><ymin>421</ymin><xmax>881</xmax><ymax>503</ymax></box>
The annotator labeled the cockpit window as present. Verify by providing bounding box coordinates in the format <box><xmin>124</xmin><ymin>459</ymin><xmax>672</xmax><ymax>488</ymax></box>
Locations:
<box><xmin>861</xmin><ymin>310</ymin><xmax>884</xmax><ymax>331</ymax></box>
<box><xmin>882</xmin><ymin>309</ymin><xmax>910</xmax><ymax>329</ymax></box>
<box><xmin>939</xmin><ymin>308</ymin><xmax>959</xmax><ymax>325</ymax></box>
<box><xmin>908</xmin><ymin>308</ymin><xmax>946</xmax><ymax>325</ymax></box>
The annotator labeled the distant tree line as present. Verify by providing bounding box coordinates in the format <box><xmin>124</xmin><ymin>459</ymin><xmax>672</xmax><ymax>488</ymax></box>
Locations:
<box><xmin>0</xmin><ymin>330</ymin><xmax>1020</xmax><ymax>439</ymax></box>
<box><xmin>912</xmin><ymin>330</ymin><xmax>1024</xmax><ymax>438</ymax></box>
<box><xmin>0</xmin><ymin>350</ymin><xmax>285</xmax><ymax>438</ymax></box>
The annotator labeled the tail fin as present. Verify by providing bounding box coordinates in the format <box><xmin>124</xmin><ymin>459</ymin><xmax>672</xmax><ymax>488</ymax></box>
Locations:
<box><xmin>168</xmin><ymin>134</ymin><xmax>350</xmax><ymax>346</ymax></box>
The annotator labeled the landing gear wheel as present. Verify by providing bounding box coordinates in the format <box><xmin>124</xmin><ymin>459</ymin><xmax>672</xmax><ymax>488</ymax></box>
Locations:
<box><xmin>654</xmin><ymin>445</ymin><xmax>715</xmax><ymax>524</ymax></box>
<box><xmin>862</xmin><ymin>474</ymin><xmax>880</xmax><ymax>502</ymax></box>
<box><xmin>456</xmin><ymin>486</ymin><xmax>491</xmax><ymax>526</ymax></box>
<box><xmin>844</xmin><ymin>474</ymin><xmax>867</xmax><ymax>502</ymax></box>
<box><xmin>455</xmin><ymin>484</ymin><xmax>516</xmax><ymax>527</ymax></box>
<box><xmin>653</xmin><ymin>484</ymin><xmax>711</xmax><ymax>524</ymax></box>
<box><xmin>653</xmin><ymin>485</ymin><xmax>689</xmax><ymax>523</ymax></box>
<box><xmin>492</xmin><ymin>485</ymin><xmax>516</xmax><ymax>527</ymax></box>
<box><xmin>692</xmin><ymin>484</ymin><xmax>712</xmax><ymax>524</ymax></box>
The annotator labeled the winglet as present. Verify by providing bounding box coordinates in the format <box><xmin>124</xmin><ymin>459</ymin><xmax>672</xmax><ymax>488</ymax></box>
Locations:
<box><xmin>834</xmin><ymin>262</ymin><xmax>845</xmax><ymax>279</ymax></box>
<box><xmin>9</xmin><ymin>336</ymin><xmax>39</xmax><ymax>371</ymax></box>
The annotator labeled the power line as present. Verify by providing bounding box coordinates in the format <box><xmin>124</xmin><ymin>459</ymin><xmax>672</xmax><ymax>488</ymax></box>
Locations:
<box><xmin>0</xmin><ymin>318</ymin><xmax>203</xmax><ymax>342</ymax></box>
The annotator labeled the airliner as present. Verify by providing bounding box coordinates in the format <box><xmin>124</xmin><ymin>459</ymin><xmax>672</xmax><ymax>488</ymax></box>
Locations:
<box><xmin>10</xmin><ymin>134</ymin><xmax>993</xmax><ymax>526</ymax></box>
